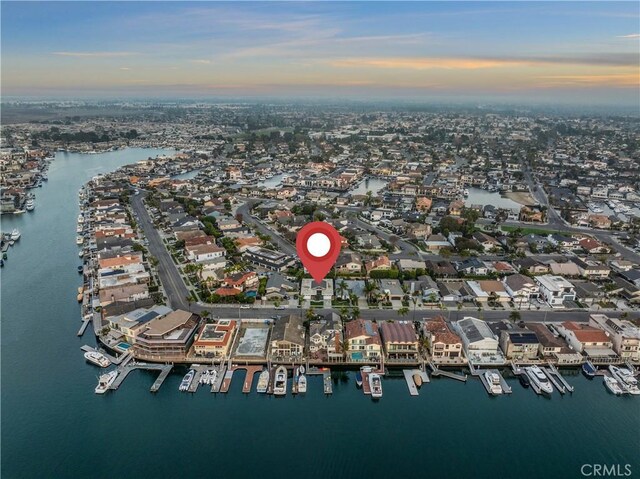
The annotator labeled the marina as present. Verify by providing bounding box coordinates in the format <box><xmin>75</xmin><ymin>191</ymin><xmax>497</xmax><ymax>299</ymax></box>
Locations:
<box><xmin>109</xmin><ymin>362</ymin><xmax>173</xmax><ymax>392</ymax></box>
<box><xmin>402</xmin><ymin>369</ymin><xmax>430</xmax><ymax>396</ymax></box>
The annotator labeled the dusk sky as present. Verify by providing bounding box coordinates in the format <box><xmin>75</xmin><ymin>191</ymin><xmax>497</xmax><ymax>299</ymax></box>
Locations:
<box><xmin>2</xmin><ymin>1</ymin><xmax>639</xmax><ymax>104</ymax></box>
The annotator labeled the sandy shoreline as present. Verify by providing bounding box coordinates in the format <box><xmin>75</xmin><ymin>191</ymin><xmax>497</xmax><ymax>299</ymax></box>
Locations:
<box><xmin>505</xmin><ymin>191</ymin><xmax>535</xmax><ymax>205</ymax></box>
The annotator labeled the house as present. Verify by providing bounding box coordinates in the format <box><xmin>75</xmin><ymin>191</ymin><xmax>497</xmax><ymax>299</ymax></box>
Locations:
<box><xmin>244</xmin><ymin>246</ymin><xmax>296</xmax><ymax>271</ymax></box>
<box><xmin>222</xmin><ymin>271</ymin><xmax>259</xmax><ymax>291</ymax></box>
<box><xmin>573</xmin><ymin>258</ymin><xmax>610</xmax><ymax>280</ymax></box>
<box><xmin>556</xmin><ymin>321</ymin><xmax>617</xmax><ymax>364</ymax></box>
<box><xmin>455</xmin><ymin>257</ymin><xmax>489</xmax><ymax>276</ymax></box>
<box><xmin>466</xmin><ymin>280</ymin><xmax>510</xmax><ymax>303</ymax></box>
<box><xmin>378</xmin><ymin>279</ymin><xmax>404</xmax><ymax>301</ymax></box>
<box><xmin>472</xmin><ymin>231</ymin><xmax>501</xmax><ymax>252</ymax></box>
<box><xmin>588</xmin><ymin>214</ymin><xmax>611</xmax><ymax>229</ymax></box>
<box><xmin>535</xmin><ymin>275</ymin><xmax>576</xmax><ymax>307</ymax></box>
<box><xmin>423</xmin><ymin>316</ymin><xmax>463</xmax><ymax>363</ymax></box>
<box><xmin>579</xmin><ymin>237</ymin><xmax>610</xmax><ymax>254</ymax></box>
<box><xmin>526</xmin><ymin>323</ymin><xmax>582</xmax><ymax>365</ymax></box>
<box><xmin>406</xmin><ymin>223</ymin><xmax>432</xmax><ymax>240</ymax></box>
<box><xmin>438</xmin><ymin>281</ymin><xmax>474</xmax><ymax>303</ymax></box>
<box><xmin>503</xmin><ymin>274</ymin><xmax>540</xmax><ymax>306</ymax></box>
<box><xmin>426</xmin><ymin>259</ymin><xmax>458</xmax><ymax>278</ymax></box>
<box><xmin>365</xmin><ymin>255</ymin><xmax>391</xmax><ymax>274</ymax></box>
<box><xmin>308</xmin><ymin>313</ymin><xmax>343</xmax><ymax>361</ymax></box>
<box><xmin>425</xmin><ymin>234</ymin><xmax>451</xmax><ymax>252</ymax></box>
<box><xmin>270</xmin><ymin>314</ymin><xmax>305</xmax><ymax>358</ymax></box>
<box><xmin>185</xmin><ymin>243</ymin><xmax>226</xmax><ymax>263</ymax></box>
<box><xmin>106</xmin><ymin>305</ymin><xmax>172</xmax><ymax>344</ymax></box>
<box><xmin>452</xmin><ymin>317</ymin><xmax>505</xmax><ymax>365</ymax></box>
<box><xmin>589</xmin><ymin>314</ymin><xmax>640</xmax><ymax>362</ymax></box>
<box><xmin>300</xmin><ymin>278</ymin><xmax>333</xmax><ymax>303</ymax></box>
<box><xmin>573</xmin><ymin>281</ymin><xmax>605</xmax><ymax>306</ymax></box>
<box><xmin>610</xmin><ymin>277</ymin><xmax>640</xmax><ymax>304</ymax></box>
<box><xmin>547</xmin><ymin>234</ymin><xmax>579</xmax><ymax>249</ymax></box>
<box><xmin>415</xmin><ymin>197</ymin><xmax>432</xmax><ymax>212</ymax></box>
<box><xmin>192</xmin><ymin>319</ymin><xmax>238</xmax><ymax>358</ymax></box>
<box><xmin>513</xmin><ymin>257</ymin><xmax>550</xmax><ymax>275</ymax></box>
<box><xmin>335</xmin><ymin>252</ymin><xmax>362</xmax><ymax>274</ymax></box>
<box><xmin>344</xmin><ymin>318</ymin><xmax>382</xmax><ymax>361</ymax></box>
<box><xmin>265</xmin><ymin>273</ymin><xmax>296</xmax><ymax>300</ymax></box>
<box><xmin>448</xmin><ymin>199</ymin><xmax>465</xmax><ymax>216</ymax></box>
<box><xmin>519</xmin><ymin>205</ymin><xmax>544</xmax><ymax>222</ymax></box>
<box><xmin>548</xmin><ymin>261</ymin><xmax>581</xmax><ymax>277</ymax></box>
<box><xmin>133</xmin><ymin>310</ymin><xmax>200</xmax><ymax>360</ymax></box>
<box><xmin>379</xmin><ymin>321</ymin><xmax>419</xmax><ymax>360</ymax></box>
<box><xmin>397</xmin><ymin>259</ymin><xmax>427</xmax><ymax>273</ymax></box>
<box><xmin>499</xmin><ymin>329</ymin><xmax>540</xmax><ymax>361</ymax></box>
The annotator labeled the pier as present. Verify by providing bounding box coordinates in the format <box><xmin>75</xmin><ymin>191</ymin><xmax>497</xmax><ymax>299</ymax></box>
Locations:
<box><xmin>403</xmin><ymin>369</ymin><xmax>430</xmax><ymax>396</ymax></box>
<box><xmin>210</xmin><ymin>364</ymin><xmax>226</xmax><ymax>393</ymax></box>
<box><xmin>548</xmin><ymin>364</ymin><xmax>574</xmax><ymax>393</ymax></box>
<box><xmin>110</xmin><ymin>362</ymin><xmax>173</xmax><ymax>392</ymax></box>
<box><xmin>429</xmin><ymin>362</ymin><xmax>467</xmax><ymax>382</ymax></box>
<box><xmin>542</xmin><ymin>367</ymin><xmax>566</xmax><ymax>394</ymax></box>
<box><xmin>219</xmin><ymin>369</ymin><xmax>234</xmax><ymax>393</ymax></box>
<box><xmin>323</xmin><ymin>369</ymin><xmax>332</xmax><ymax>395</ymax></box>
<box><xmin>77</xmin><ymin>316</ymin><xmax>91</xmax><ymax>336</ymax></box>
<box><xmin>470</xmin><ymin>363</ymin><xmax>511</xmax><ymax>395</ymax></box>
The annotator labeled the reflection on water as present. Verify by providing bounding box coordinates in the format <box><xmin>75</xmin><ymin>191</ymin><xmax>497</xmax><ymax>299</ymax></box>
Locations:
<box><xmin>350</xmin><ymin>178</ymin><xmax>388</xmax><ymax>195</ymax></box>
<box><xmin>465</xmin><ymin>188</ymin><xmax>521</xmax><ymax>210</ymax></box>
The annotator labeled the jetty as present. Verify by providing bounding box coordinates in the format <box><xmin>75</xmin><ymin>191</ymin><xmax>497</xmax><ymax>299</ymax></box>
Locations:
<box><xmin>323</xmin><ymin>369</ymin><xmax>332</xmax><ymax>395</ymax></box>
<box><xmin>470</xmin><ymin>363</ymin><xmax>511</xmax><ymax>395</ymax></box>
<box><xmin>403</xmin><ymin>369</ymin><xmax>430</xmax><ymax>396</ymax></box>
<box><xmin>77</xmin><ymin>316</ymin><xmax>91</xmax><ymax>336</ymax></box>
<box><xmin>542</xmin><ymin>366</ymin><xmax>566</xmax><ymax>394</ymax></box>
<box><xmin>110</xmin><ymin>362</ymin><xmax>173</xmax><ymax>392</ymax></box>
<box><xmin>210</xmin><ymin>364</ymin><xmax>226</xmax><ymax>393</ymax></box>
<box><xmin>429</xmin><ymin>362</ymin><xmax>467</xmax><ymax>382</ymax></box>
<box><xmin>547</xmin><ymin>364</ymin><xmax>574</xmax><ymax>393</ymax></box>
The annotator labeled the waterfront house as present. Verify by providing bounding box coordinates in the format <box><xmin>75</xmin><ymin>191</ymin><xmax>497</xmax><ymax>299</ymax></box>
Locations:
<box><xmin>526</xmin><ymin>323</ymin><xmax>581</xmax><ymax>364</ymax></box>
<box><xmin>555</xmin><ymin>321</ymin><xmax>617</xmax><ymax>364</ymax></box>
<box><xmin>589</xmin><ymin>314</ymin><xmax>640</xmax><ymax>362</ymax></box>
<box><xmin>452</xmin><ymin>317</ymin><xmax>505</xmax><ymax>365</ymax></box>
<box><xmin>423</xmin><ymin>316</ymin><xmax>463</xmax><ymax>363</ymax></box>
<box><xmin>106</xmin><ymin>305</ymin><xmax>172</xmax><ymax>344</ymax></box>
<box><xmin>133</xmin><ymin>309</ymin><xmax>201</xmax><ymax>360</ymax></box>
<box><xmin>308</xmin><ymin>313</ymin><xmax>343</xmax><ymax>361</ymax></box>
<box><xmin>192</xmin><ymin>319</ymin><xmax>238</xmax><ymax>358</ymax></box>
<box><xmin>270</xmin><ymin>314</ymin><xmax>305</xmax><ymax>359</ymax></box>
<box><xmin>345</xmin><ymin>319</ymin><xmax>382</xmax><ymax>361</ymax></box>
<box><xmin>499</xmin><ymin>329</ymin><xmax>540</xmax><ymax>361</ymax></box>
<box><xmin>379</xmin><ymin>321</ymin><xmax>419</xmax><ymax>361</ymax></box>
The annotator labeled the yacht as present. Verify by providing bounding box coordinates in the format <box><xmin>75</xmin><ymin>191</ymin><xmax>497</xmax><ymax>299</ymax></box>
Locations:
<box><xmin>355</xmin><ymin>370</ymin><xmax>363</xmax><ymax>388</ymax></box>
<box><xmin>199</xmin><ymin>371</ymin><xmax>210</xmax><ymax>385</ymax></box>
<box><xmin>95</xmin><ymin>370</ymin><xmax>118</xmax><ymax>394</ymax></box>
<box><xmin>10</xmin><ymin>229</ymin><xmax>20</xmax><ymax>241</ymax></box>
<box><xmin>25</xmin><ymin>199</ymin><xmax>35</xmax><ymax>211</ymax></box>
<box><xmin>526</xmin><ymin>366</ymin><xmax>553</xmax><ymax>394</ymax></box>
<box><xmin>179</xmin><ymin>369</ymin><xmax>195</xmax><ymax>391</ymax></box>
<box><xmin>369</xmin><ymin>373</ymin><xmax>383</xmax><ymax>399</ymax></box>
<box><xmin>256</xmin><ymin>369</ymin><xmax>270</xmax><ymax>393</ymax></box>
<box><xmin>604</xmin><ymin>376</ymin><xmax>624</xmax><ymax>396</ymax></box>
<box><xmin>297</xmin><ymin>374</ymin><xmax>307</xmax><ymax>393</ymax></box>
<box><xmin>77</xmin><ymin>214</ymin><xmax>84</xmax><ymax>224</ymax></box>
<box><xmin>463</xmin><ymin>188</ymin><xmax>469</xmax><ymax>197</ymax></box>
<box><xmin>273</xmin><ymin>366</ymin><xmax>287</xmax><ymax>396</ymax></box>
<box><xmin>84</xmin><ymin>351</ymin><xmax>110</xmax><ymax>368</ymax></box>
<box><xmin>609</xmin><ymin>366</ymin><xmax>640</xmax><ymax>395</ymax></box>
<box><xmin>582</xmin><ymin>361</ymin><xmax>597</xmax><ymax>378</ymax></box>
<box><xmin>485</xmin><ymin>371</ymin><xmax>503</xmax><ymax>395</ymax></box>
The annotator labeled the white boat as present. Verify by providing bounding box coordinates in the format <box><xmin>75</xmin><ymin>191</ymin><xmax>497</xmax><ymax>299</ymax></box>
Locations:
<box><xmin>208</xmin><ymin>370</ymin><xmax>217</xmax><ymax>385</ymax></box>
<box><xmin>76</xmin><ymin>236</ymin><xmax>84</xmax><ymax>245</ymax></box>
<box><xmin>298</xmin><ymin>365</ymin><xmax>305</xmax><ymax>375</ymax></box>
<box><xmin>609</xmin><ymin>366</ymin><xmax>639</xmax><ymax>395</ymax></box>
<box><xmin>485</xmin><ymin>371</ymin><xmax>503</xmax><ymax>395</ymax></box>
<box><xmin>273</xmin><ymin>366</ymin><xmax>287</xmax><ymax>396</ymax></box>
<box><xmin>95</xmin><ymin>370</ymin><xmax>118</xmax><ymax>394</ymax></box>
<box><xmin>179</xmin><ymin>369</ymin><xmax>195</xmax><ymax>391</ymax></box>
<box><xmin>463</xmin><ymin>188</ymin><xmax>469</xmax><ymax>197</ymax></box>
<box><xmin>526</xmin><ymin>366</ymin><xmax>553</xmax><ymax>394</ymax></box>
<box><xmin>199</xmin><ymin>371</ymin><xmax>210</xmax><ymax>385</ymax></box>
<box><xmin>10</xmin><ymin>229</ymin><xmax>20</xmax><ymax>241</ymax></box>
<box><xmin>84</xmin><ymin>351</ymin><xmax>110</xmax><ymax>368</ymax></box>
<box><xmin>77</xmin><ymin>214</ymin><xmax>84</xmax><ymax>224</ymax></box>
<box><xmin>369</xmin><ymin>373</ymin><xmax>383</xmax><ymax>398</ymax></box>
<box><xmin>604</xmin><ymin>376</ymin><xmax>624</xmax><ymax>395</ymax></box>
<box><xmin>256</xmin><ymin>369</ymin><xmax>270</xmax><ymax>393</ymax></box>
<box><xmin>297</xmin><ymin>374</ymin><xmax>307</xmax><ymax>393</ymax></box>
<box><xmin>25</xmin><ymin>199</ymin><xmax>35</xmax><ymax>211</ymax></box>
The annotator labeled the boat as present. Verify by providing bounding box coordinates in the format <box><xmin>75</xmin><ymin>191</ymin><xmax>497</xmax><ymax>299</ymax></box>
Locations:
<box><xmin>526</xmin><ymin>366</ymin><xmax>553</xmax><ymax>394</ymax></box>
<box><xmin>369</xmin><ymin>373</ymin><xmax>383</xmax><ymax>398</ymax></box>
<box><xmin>413</xmin><ymin>373</ymin><xmax>423</xmax><ymax>388</ymax></box>
<box><xmin>78</xmin><ymin>250</ymin><xmax>84</xmax><ymax>258</ymax></box>
<box><xmin>76</xmin><ymin>236</ymin><xmax>84</xmax><ymax>245</ymax></box>
<box><xmin>199</xmin><ymin>371</ymin><xmax>210</xmax><ymax>385</ymax></box>
<box><xmin>298</xmin><ymin>365</ymin><xmax>305</xmax><ymax>375</ymax></box>
<box><xmin>463</xmin><ymin>188</ymin><xmax>469</xmax><ymax>197</ymax></box>
<box><xmin>297</xmin><ymin>374</ymin><xmax>307</xmax><ymax>393</ymax></box>
<box><xmin>485</xmin><ymin>371</ymin><xmax>503</xmax><ymax>395</ymax></box>
<box><xmin>355</xmin><ymin>371</ymin><xmax>363</xmax><ymax>387</ymax></box>
<box><xmin>256</xmin><ymin>369</ymin><xmax>270</xmax><ymax>393</ymax></box>
<box><xmin>77</xmin><ymin>214</ymin><xmax>84</xmax><ymax>224</ymax></box>
<box><xmin>582</xmin><ymin>361</ymin><xmax>597</xmax><ymax>379</ymax></box>
<box><xmin>25</xmin><ymin>199</ymin><xmax>35</xmax><ymax>211</ymax></box>
<box><xmin>77</xmin><ymin>265</ymin><xmax>84</xmax><ymax>274</ymax></box>
<box><xmin>519</xmin><ymin>373</ymin><xmax>531</xmax><ymax>388</ymax></box>
<box><xmin>0</xmin><ymin>259</ymin><xmax>4</xmax><ymax>267</ymax></box>
<box><xmin>10</xmin><ymin>229</ymin><xmax>20</xmax><ymax>241</ymax></box>
<box><xmin>95</xmin><ymin>370</ymin><xmax>118</xmax><ymax>394</ymax></box>
<box><xmin>609</xmin><ymin>366</ymin><xmax>640</xmax><ymax>395</ymax></box>
<box><xmin>273</xmin><ymin>366</ymin><xmax>287</xmax><ymax>396</ymax></box>
<box><xmin>179</xmin><ymin>369</ymin><xmax>195</xmax><ymax>391</ymax></box>
<box><xmin>84</xmin><ymin>351</ymin><xmax>110</xmax><ymax>368</ymax></box>
<box><xmin>604</xmin><ymin>376</ymin><xmax>624</xmax><ymax>396</ymax></box>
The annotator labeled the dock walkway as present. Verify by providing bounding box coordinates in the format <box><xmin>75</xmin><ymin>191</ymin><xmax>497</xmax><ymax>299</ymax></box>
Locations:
<box><xmin>110</xmin><ymin>362</ymin><xmax>172</xmax><ymax>392</ymax></box>
<box><xmin>210</xmin><ymin>364</ymin><xmax>226</xmax><ymax>393</ymax></box>
<box><xmin>542</xmin><ymin>367</ymin><xmax>565</xmax><ymax>394</ymax></box>
<box><xmin>548</xmin><ymin>364</ymin><xmax>574</xmax><ymax>393</ymax></box>
<box><xmin>323</xmin><ymin>369</ymin><xmax>332</xmax><ymax>395</ymax></box>
<box><xmin>429</xmin><ymin>362</ymin><xmax>467</xmax><ymax>382</ymax></box>
<box><xmin>402</xmin><ymin>369</ymin><xmax>430</xmax><ymax>396</ymax></box>
<box><xmin>77</xmin><ymin>316</ymin><xmax>91</xmax><ymax>336</ymax></box>
<box><xmin>81</xmin><ymin>345</ymin><xmax>131</xmax><ymax>365</ymax></box>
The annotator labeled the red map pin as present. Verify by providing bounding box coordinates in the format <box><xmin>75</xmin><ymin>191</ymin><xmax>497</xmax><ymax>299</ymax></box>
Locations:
<box><xmin>296</xmin><ymin>222</ymin><xmax>342</xmax><ymax>283</ymax></box>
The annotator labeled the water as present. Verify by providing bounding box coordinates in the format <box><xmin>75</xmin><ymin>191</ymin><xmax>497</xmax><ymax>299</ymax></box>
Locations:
<box><xmin>257</xmin><ymin>173</ymin><xmax>284</xmax><ymax>188</ymax></box>
<box><xmin>465</xmin><ymin>187</ymin><xmax>522</xmax><ymax>210</ymax></box>
<box><xmin>1</xmin><ymin>149</ymin><xmax>639</xmax><ymax>479</ymax></box>
<box><xmin>171</xmin><ymin>168</ymin><xmax>202</xmax><ymax>180</ymax></box>
<box><xmin>350</xmin><ymin>178</ymin><xmax>388</xmax><ymax>195</ymax></box>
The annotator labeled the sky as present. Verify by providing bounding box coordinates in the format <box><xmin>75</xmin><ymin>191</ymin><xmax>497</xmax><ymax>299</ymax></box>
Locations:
<box><xmin>1</xmin><ymin>1</ymin><xmax>639</xmax><ymax>105</ymax></box>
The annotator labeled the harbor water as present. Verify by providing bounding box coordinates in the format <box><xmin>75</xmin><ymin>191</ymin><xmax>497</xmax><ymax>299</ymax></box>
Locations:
<box><xmin>1</xmin><ymin>149</ymin><xmax>639</xmax><ymax>479</ymax></box>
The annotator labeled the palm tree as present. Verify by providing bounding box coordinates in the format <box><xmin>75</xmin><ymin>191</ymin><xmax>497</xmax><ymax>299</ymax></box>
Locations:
<box><xmin>306</xmin><ymin>307</ymin><xmax>316</xmax><ymax>321</ymax></box>
<box><xmin>398</xmin><ymin>307</ymin><xmax>409</xmax><ymax>318</ymax></box>
<box><xmin>341</xmin><ymin>337</ymin><xmax>351</xmax><ymax>361</ymax></box>
<box><xmin>337</xmin><ymin>280</ymin><xmax>349</xmax><ymax>300</ymax></box>
<box><xmin>201</xmin><ymin>310</ymin><xmax>210</xmax><ymax>322</ymax></box>
<box><xmin>185</xmin><ymin>295</ymin><xmax>192</xmax><ymax>311</ymax></box>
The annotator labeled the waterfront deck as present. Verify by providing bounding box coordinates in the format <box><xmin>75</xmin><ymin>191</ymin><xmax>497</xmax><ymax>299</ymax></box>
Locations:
<box><xmin>210</xmin><ymin>364</ymin><xmax>226</xmax><ymax>393</ymax></box>
<box><xmin>548</xmin><ymin>364</ymin><xmax>574</xmax><ymax>393</ymax></box>
<box><xmin>110</xmin><ymin>363</ymin><xmax>173</xmax><ymax>392</ymax></box>
<box><xmin>403</xmin><ymin>369</ymin><xmax>430</xmax><ymax>396</ymax></box>
<box><xmin>77</xmin><ymin>316</ymin><xmax>91</xmax><ymax>336</ymax></box>
<box><xmin>429</xmin><ymin>362</ymin><xmax>467</xmax><ymax>382</ymax></box>
<box><xmin>470</xmin><ymin>363</ymin><xmax>511</xmax><ymax>395</ymax></box>
<box><xmin>542</xmin><ymin>367</ymin><xmax>566</xmax><ymax>394</ymax></box>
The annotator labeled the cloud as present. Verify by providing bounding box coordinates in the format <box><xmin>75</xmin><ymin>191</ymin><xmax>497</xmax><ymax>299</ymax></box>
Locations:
<box><xmin>536</xmin><ymin>74</ymin><xmax>639</xmax><ymax>88</ymax></box>
<box><xmin>119</xmin><ymin>67</ymin><xmax>131</xmax><ymax>71</ymax></box>
<box><xmin>189</xmin><ymin>59</ymin><xmax>213</xmax><ymax>64</ymax></box>
<box><xmin>330</xmin><ymin>54</ymin><xmax>639</xmax><ymax>70</ymax></box>
<box><xmin>52</xmin><ymin>51</ymin><xmax>137</xmax><ymax>58</ymax></box>
<box><xmin>617</xmin><ymin>33</ymin><xmax>640</xmax><ymax>38</ymax></box>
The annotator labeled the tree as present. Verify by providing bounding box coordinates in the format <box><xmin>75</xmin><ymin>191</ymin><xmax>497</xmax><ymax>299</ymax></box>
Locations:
<box><xmin>306</xmin><ymin>307</ymin><xmax>316</xmax><ymax>321</ymax></box>
<box><xmin>336</xmin><ymin>279</ymin><xmax>349</xmax><ymax>300</ymax></box>
<box><xmin>201</xmin><ymin>310</ymin><xmax>210</xmax><ymax>322</ymax></box>
<box><xmin>509</xmin><ymin>311</ymin><xmax>521</xmax><ymax>322</ymax></box>
<box><xmin>185</xmin><ymin>295</ymin><xmax>193</xmax><ymax>311</ymax></box>
<box><xmin>398</xmin><ymin>307</ymin><xmax>409</xmax><ymax>318</ymax></box>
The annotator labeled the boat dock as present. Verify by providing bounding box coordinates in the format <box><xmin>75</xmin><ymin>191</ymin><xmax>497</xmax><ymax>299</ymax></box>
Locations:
<box><xmin>110</xmin><ymin>363</ymin><xmax>173</xmax><ymax>392</ymax></box>
<box><xmin>81</xmin><ymin>345</ymin><xmax>132</xmax><ymax>366</ymax></box>
<box><xmin>547</xmin><ymin>364</ymin><xmax>574</xmax><ymax>393</ymax></box>
<box><xmin>403</xmin><ymin>369</ymin><xmax>430</xmax><ymax>396</ymax></box>
<box><xmin>77</xmin><ymin>316</ymin><xmax>91</xmax><ymax>336</ymax></box>
<box><xmin>471</xmin><ymin>363</ymin><xmax>511</xmax><ymax>395</ymax></box>
<box><xmin>542</xmin><ymin>367</ymin><xmax>565</xmax><ymax>394</ymax></box>
<box><xmin>230</xmin><ymin>365</ymin><xmax>262</xmax><ymax>393</ymax></box>
<box><xmin>323</xmin><ymin>369</ymin><xmax>332</xmax><ymax>395</ymax></box>
<box><xmin>429</xmin><ymin>362</ymin><xmax>467</xmax><ymax>382</ymax></box>
<box><xmin>219</xmin><ymin>369</ymin><xmax>234</xmax><ymax>393</ymax></box>
<box><xmin>210</xmin><ymin>364</ymin><xmax>226</xmax><ymax>393</ymax></box>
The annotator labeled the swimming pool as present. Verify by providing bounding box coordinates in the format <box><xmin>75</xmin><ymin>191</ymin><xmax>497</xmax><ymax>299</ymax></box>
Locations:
<box><xmin>117</xmin><ymin>342</ymin><xmax>131</xmax><ymax>351</ymax></box>
<box><xmin>351</xmin><ymin>352</ymin><xmax>363</xmax><ymax>360</ymax></box>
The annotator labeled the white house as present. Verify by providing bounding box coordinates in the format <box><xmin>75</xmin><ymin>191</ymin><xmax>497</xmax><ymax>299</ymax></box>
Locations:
<box><xmin>535</xmin><ymin>275</ymin><xmax>576</xmax><ymax>308</ymax></box>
